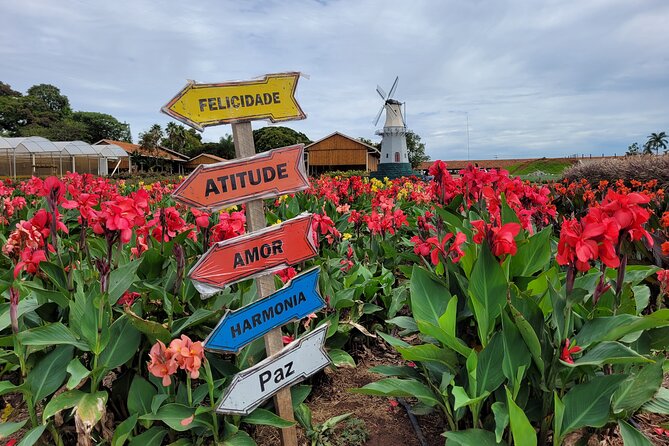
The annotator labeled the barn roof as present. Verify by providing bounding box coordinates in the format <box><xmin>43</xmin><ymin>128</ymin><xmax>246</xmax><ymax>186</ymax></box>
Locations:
<box><xmin>94</xmin><ymin>139</ymin><xmax>189</xmax><ymax>161</ymax></box>
<box><xmin>305</xmin><ymin>132</ymin><xmax>381</xmax><ymax>155</ymax></box>
<box><xmin>188</xmin><ymin>153</ymin><xmax>226</xmax><ymax>163</ymax></box>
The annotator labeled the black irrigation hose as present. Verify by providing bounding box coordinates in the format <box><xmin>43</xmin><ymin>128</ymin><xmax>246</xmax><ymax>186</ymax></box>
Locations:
<box><xmin>397</xmin><ymin>397</ymin><xmax>428</xmax><ymax>446</ymax></box>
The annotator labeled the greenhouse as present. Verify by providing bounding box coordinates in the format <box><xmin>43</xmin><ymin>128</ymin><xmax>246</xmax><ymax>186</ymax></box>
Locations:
<box><xmin>0</xmin><ymin>136</ymin><xmax>128</xmax><ymax>178</ymax></box>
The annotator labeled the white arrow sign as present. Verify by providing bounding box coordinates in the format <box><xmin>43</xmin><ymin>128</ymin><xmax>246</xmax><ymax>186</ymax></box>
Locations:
<box><xmin>217</xmin><ymin>323</ymin><xmax>331</xmax><ymax>415</ymax></box>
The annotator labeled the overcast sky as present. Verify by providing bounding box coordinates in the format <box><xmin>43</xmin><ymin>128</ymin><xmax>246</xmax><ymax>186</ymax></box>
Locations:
<box><xmin>1</xmin><ymin>0</ymin><xmax>667</xmax><ymax>160</ymax></box>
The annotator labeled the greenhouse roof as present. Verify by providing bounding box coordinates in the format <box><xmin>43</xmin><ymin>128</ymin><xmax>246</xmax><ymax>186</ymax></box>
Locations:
<box><xmin>12</xmin><ymin>137</ymin><xmax>61</xmax><ymax>153</ymax></box>
<box><xmin>54</xmin><ymin>141</ymin><xmax>100</xmax><ymax>156</ymax></box>
<box><xmin>94</xmin><ymin>144</ymin><xmax>128</xmax><ymax>158</ymax></box>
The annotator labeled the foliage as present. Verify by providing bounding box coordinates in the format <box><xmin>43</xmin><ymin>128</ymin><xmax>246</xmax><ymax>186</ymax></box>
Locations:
<box><xmin>406</xmin><ymin>130</ymin><xmax>429</xmax><ymax>168</ymax></box>
<box><xmin>252</xmin><ymin>126</ymin><xmax>311</xmax><ymax>152</ymax></box>
<box><xmin>0</xmin><ymin>82</ymin><xmax>131</xmax><ymax>142</ymax></box>
<box><xmin>626</xmin><ymin>142</ymin><xmax>641</xmax><ymax>156</ymax></box>
<box><xmin>0</xmin><ymin>160</ymin><xmax>667</xmax><ymax>444</ymax></box>
<box><xmin>138</xmin><ymin>124</ymin><xmax>164</xmax><ymax>153</ymax></box>
<box><xmin>644</xmin><ymin>131</ymin><xmax>668</xmax><ymax>155</ymax></box>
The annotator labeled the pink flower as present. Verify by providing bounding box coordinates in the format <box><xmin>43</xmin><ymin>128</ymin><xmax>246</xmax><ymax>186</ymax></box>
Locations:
<box><xmin>169</xmin><ymin>335</ymin><xmax>205</xmax><ymax>379</ymax></box>
<box><xmin>276</xmin><ymin>267</ymin><xmax>297</xmax><ymax>284</ymax></box>
<box><xmin>118</xmin><ymin>291</ymin><xmax>140</xmax><ymax>306</ymax></box>
<box><xmin>282</xmin><ymin>335</ymin><xmax>294</xmax><ymax>345</ymax></box>
<box><xmin>148</xmin><ymin>341</ymin><xmax>178</xmax><ymax>386</ymax></box>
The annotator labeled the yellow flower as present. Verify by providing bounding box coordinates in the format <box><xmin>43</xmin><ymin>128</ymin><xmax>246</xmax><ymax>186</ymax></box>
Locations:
<box><xmin>342</xmin><ymin>233</ymin><xmax>352</xmax><ymax>240</ymax></box>
<box><xmin>272</xmin><ymin>219</ymin><xmax>283</xmax><ymax>226</ymax></box>
<box><xmin>278</xmin><ymin>194</ymin><xmax>289</xmax><ymax>203</ymax></box>
<box><xmin>223</xmin><ymin>205</ymin><xmax>238</xmax><ymax>212</ymax></box>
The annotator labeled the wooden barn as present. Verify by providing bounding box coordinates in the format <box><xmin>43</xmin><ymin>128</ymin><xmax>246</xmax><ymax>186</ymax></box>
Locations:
<box><xmin>304</xmin><ymin>132</ymin><xmax>380</xmax><ymax>175</ymax></box>
<box><xmin>94</xmin><ymin>139</ymin><xmax>189</xmax><ymax>174</ymax></box>
<box><xmin>185</xmin><ymin>153</ymin><xmax>226</xmax><ymax>171</ymax></box>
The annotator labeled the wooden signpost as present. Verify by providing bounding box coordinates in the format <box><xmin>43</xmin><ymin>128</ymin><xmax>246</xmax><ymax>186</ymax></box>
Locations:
<box><xmin>164</xmin><ymin>72</ymin><xmax>323</xmax><ymax>446</ymax></box>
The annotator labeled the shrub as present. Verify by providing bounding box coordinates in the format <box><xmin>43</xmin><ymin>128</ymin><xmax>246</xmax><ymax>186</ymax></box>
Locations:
<box><xmin>563</xmin><ymin>155</ymin><xmax>669</xmax><ymax>189</ymax></box>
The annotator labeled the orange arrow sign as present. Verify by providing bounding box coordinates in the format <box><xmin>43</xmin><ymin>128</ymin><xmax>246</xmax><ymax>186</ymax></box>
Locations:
<box><xmin>161</xmin><ymin>72</ymin><xmax>306</xmax><ymax>130</ymax></box>
<box><xmin>189</xmin><ymin>214</ymin><xmax>317</xmax><ymax>296</ymax></box>
<box><xmin>172</xmin><ymin>144</ymin><xmax>309</xmax><ymax>211</ymax></box>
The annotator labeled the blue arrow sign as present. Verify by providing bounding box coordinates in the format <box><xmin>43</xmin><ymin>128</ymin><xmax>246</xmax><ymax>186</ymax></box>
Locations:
<box><xmin>204</xmin><ymin>267</ymin><xmax>325</xmax><ymax>353</ymax></box>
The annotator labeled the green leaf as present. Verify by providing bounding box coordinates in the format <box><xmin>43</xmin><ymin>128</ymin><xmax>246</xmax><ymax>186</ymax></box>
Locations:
<box><xmin>510</xmin><ymin>226</ymin><xmax>552</xmax><ymax>278</ymax></box>
<box><xmin>99</xmin><ymin>315</ymin><xmax>141</xmax><ymax>370</ymax></box>
<box><xmin>140</xmin><ymin>403</ymin><xmax>196</xmax><ymax>432</ymax></box>
<box><xmin>39</xmin><ymin>261</ymin><xmax>68</xmax><ymax>292</ymax></box>
<box><xmin>294</xmin><ymin>403</ymin><xmax>313</xmax><ymax>431</ymax></box>
<box><xmin>491</xmin><ymin>402</ymin><xmax>509</xmax><ymax>443</ymax></box>
<box><xmin>618</xmin><ymin>420</ymin><xmax>654</xmax><ymax>446</ymax></box>
<box><xmin>396</xmin><ymin>344</ymin><xmax>458</xmax><ymax>371</ymax></box>
<box><xmin>22</xmin><ymin>282</ymin><xmax>69</xmax><ymax>308</ymax></box>
<box><xmin>443</xmin><ymin>429</ymin><xmax>501</xmax><ymax>445</ymax></box>
<box><xmin>553</xmin><ymin>392</ymin><xmax>565</xmax><ymax>445</ymax></box>
<box><xmin>641</xmin><ymin>387</ymin><xmax>669</xmax><ymax>414</ymax></box>
<box><xmin>572</xmin><ymin>342</ymin><xmax>653</xmax><ymax>367</ymax></box>
<box><xmin>351</xmin><ymin>378</ymin><xmax>441</xmax><ymax>407</ymax></box>
<box><xmin>171</xmin><ymin>308</ymin><xmax>215</xmax><ymax>336</ymax></box>
<box><xmin>221</xmin><ymin>430</ymin><xmax>256</xmax><ymax>446</ymax></box>
<box><xmin>438</xmin><ymin>294</ymin><xmax>458</xmax><ymax>336</ymax></box>
<box><xmin>505</xmin><ymin>387</ymin><xmax>537</xmax><ymax>446</ymax></box>
<box><xmin>27</xmin><ymin>344</ymin><xmax>73</xmax><ymax>402</ymax></box>
<box><xmin>501</xmin><ymin>311</ymin><xmax>530</xmax><ymax>386</ymax></box>
<box><xmin>633</xmin><ymin>285</ymin><xmax>651</xmax><ymax>313</ymax></box>
<box><xmin>16</xmin><ymin>424</ymin><xmax>47</xmax><ymax>446</ymax></box>
<box><xmin>128</xmin><ymin>375</ymin><xmax>157</xmax><ymax>416</ymax></box>
<box><xmin>477</xmin><ymin>333</ymin><xmax>505</xmax><ymax>396</ymax></box>
<box><xmin>468</xmin><ymin>243</ymin><xmax>508</xmax><ymax>341</ymax></box>
<box><xmin>125</xmin><ymin>309</ymin><xmax>171</xmax><ymax>344</ymax></box>
<box><xmin>561</xmin><ymin>374</ymin><xmax>627</xmax><ymax>435</ymax></box>
<box><xmin>328</xmin><ymin>349</ymin><xmax>356</xmax><ymax>368</ymax></box>
<box><xmin>66</xmin><ymin>358</ymin><xmax>90</xmax><ymax>390</ymax></box>
<box><xmin>0</xmin><ymin>297</ymin><xmax>40</xmax><ymax>332</ymax></box>
<box><xmin>416</xmin><ymin>320</ymin><xmax>472</xmax><ymax>358</ymax></box>
<box><xmin>243</xmin><ymin>408</ymin><xmax>296</xmax><ymax>428</ymax></box>
<box><xmin>368</xmin><ymin>365</ymin><xmax>422</xmax><ymax>379</ymax></box>
<box><xmin>128</xmin><ymin>426</ymin><xmax>167</xmax><ymax>446</ymax></box>
<box><xmin>376</xmin><ymin>330</ymin><xmax>410</xmax><ymax>349</ymax></box>
<box><xmin>42</xmin><ymin>389</ymin><xmax>84</xmax><ymax>421</ymax></box>
<box><xmin>410</xmin><ymin>265</ymin><xmax>451</xmax><ymax>327</ymax></box>
<box><xmin>576</xmin><ymin>311</ymin><xmax>669</xmax><ymax>347</ymax></box>
<box><xmin>613</xmin><ymin>359</ymin><xmax>664</xmax><ymax>415</ymax></box>
<box><xmin>112</xmin><ymin>413</ymin><xmax>138</xmax><ymax>446</ymax></box>
<box><xmin>0</xmin><ymin>380</ymin><xmax>23</xmax><ymax>397</ymax></box>
<box><xmin>0</xmin><ymin>419</ymin><xmax>27</xmax><ymax>438</ymax></box>
<box><xmin>452</xmin><ymin>385</ymin><xmax>489</xmax><ymax>410</ymax></box>
<box><xmin>509</xmin><ymin>304</ymin><xmax>544</xmax><ymax>374</ymax></box>
<box><xmin>18</xmin><ymin>322</ymin><xmax>89</xmax><ymax>351</ymax></box>
<box><xmin>108</xmin><ymin>260</ymin><xmax>141</xmax><ymax>305</ymax></box>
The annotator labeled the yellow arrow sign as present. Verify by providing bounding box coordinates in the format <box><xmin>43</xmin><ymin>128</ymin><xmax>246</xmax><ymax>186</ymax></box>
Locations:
<box><xmin>161</xmin><ymin>72</ymin><xmax>306</xmax><ymax>130</ymax></box>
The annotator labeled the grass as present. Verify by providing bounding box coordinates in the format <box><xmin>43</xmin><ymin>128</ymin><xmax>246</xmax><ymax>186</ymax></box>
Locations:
<box><xmin>507</xmin><ymin>158</ymin><xmax>575</xmax><ymax>176</ymax></box>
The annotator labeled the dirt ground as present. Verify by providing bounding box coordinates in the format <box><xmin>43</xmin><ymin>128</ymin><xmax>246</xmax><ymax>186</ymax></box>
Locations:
<box><xmin>252</xmin><ymin>339</ymin><xmax>445</xmax><ymax>446</ymax></box>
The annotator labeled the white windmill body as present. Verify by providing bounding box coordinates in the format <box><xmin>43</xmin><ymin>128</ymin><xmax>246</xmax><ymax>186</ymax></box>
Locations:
<box><xmin>372</xmin><ymin>77</ymin><xmax>414</xmax><ymax>179</ymax></box>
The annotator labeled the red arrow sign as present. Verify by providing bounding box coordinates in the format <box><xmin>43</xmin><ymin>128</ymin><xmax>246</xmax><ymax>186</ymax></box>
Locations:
<box><xmin>189</xmin><ymin>214</ymin><xmax>317</xmax><ymax>295</ymax></box>
<box><xmin>172</xmin><ymin>144</ymin><xmax>309</xmax><ymax>211</ymax></box>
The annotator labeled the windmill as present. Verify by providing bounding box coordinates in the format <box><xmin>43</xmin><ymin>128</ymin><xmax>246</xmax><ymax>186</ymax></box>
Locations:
<box><xmin>371</xmin><ymin>76</ymin><xmax>414</xmax><ymax>179</ymax></box>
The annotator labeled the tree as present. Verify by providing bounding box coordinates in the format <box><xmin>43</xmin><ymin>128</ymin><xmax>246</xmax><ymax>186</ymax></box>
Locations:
<box><xmin>71</xmin><ymin>111</ymin><xmax>132</xmax><ymax>143</ymax></box>
<box><xmin>0</xmin><ymin>82</ymin><xmax>21</xmax><ymax>97</ymax></box>
<box><xmin>358</xmin><ymin>137</ymin><xmax>380</xmax><ymax>150</ymax></box>
<box><xmin>19</xmin><ymin>119</ymin><xmax>89</xmax><ymax>141</ymax></box>
<box><xmin>644</xmin><ymin>132</ymin><xmax>668</xmax><ymax>155</ymax></box>
<box><xmin>626</xmin><ymin>142</ymin><xmax>641</xmax><ymax>156</ymax></box>
<box><xmin>406</xmin><ymin>130</ymin><xmax>430</xmax><ymax>168</ymax></box>
<box><xmin>138</xmin><ymin>124</ymin><xmax>164</xmax><ymax>156</ymax></box>
<box><xmin>161</xmin><ymin>123</ymin><xmax>202</xmax><ymax>155</ymax></box>
<box><xmin>252</xmin><ymin>126</ymin><xmax>311</xmax><ymax>152</ymax></box>
<box><xmin>26</xmin><ymin>84</ymin><xmax>71</xmax><ymax>117</ymax></box>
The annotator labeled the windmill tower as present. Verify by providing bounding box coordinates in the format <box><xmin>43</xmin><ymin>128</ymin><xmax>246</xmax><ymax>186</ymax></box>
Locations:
<box><xmin>371</xmin><ymin>76</ymin><xmax>414</xmax><ymax>180</ymax></box>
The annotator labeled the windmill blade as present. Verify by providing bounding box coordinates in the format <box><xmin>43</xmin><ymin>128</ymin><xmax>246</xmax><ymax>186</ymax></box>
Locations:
<box><xmin>376</xmin><ymin>85</ymin><xmax>387</xmax><ymax>100</ymax></box>
<box><xmin>373</xmin><ymin>104</ymin><xmax>385</xmax><ymax>126</ymax></box>
<box><xmin>388</xmin><ymin>76</ymin><xmax>399</xmax><ymax>99</ymax></box>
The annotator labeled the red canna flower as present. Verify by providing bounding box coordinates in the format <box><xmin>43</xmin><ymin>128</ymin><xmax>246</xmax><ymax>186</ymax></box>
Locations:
<box><xmin>662</xmin><ymin>241</ymin><xmax>669</xmax><ymax>256</ymax></box>
<box><xmin>282</xmin><ymin>335</ymin><xmax>294</xmax><ymax>345</ymax></box>
<box><xmin>118</xmin><ymin>291</ymin><xmax>140</xmax><ymax>306</ymax></box>
<box><xmin>276</xmin><ymin>267</ymin><xmax>297</xmax><ymax>283</ymax></box>
<box><xmin>560</xmin><ymin>339</ymin><xmax>581</xmax><ymax>364</ymax></box>
<box><xmin>491</xmin><ymin>223</ymin><xmax>521</xmax><ymax>257</ymax></box>
<box><xmin>14</xmin><ymin>247</ymin><xmax>47</xmax><ymax>278</ymax></box>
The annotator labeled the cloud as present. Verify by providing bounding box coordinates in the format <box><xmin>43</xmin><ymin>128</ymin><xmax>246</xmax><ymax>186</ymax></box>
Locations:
<box><xmin>0</xmin><ymin>0</ymin><xmax>667</xmax><ymax>159</ymax></box>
